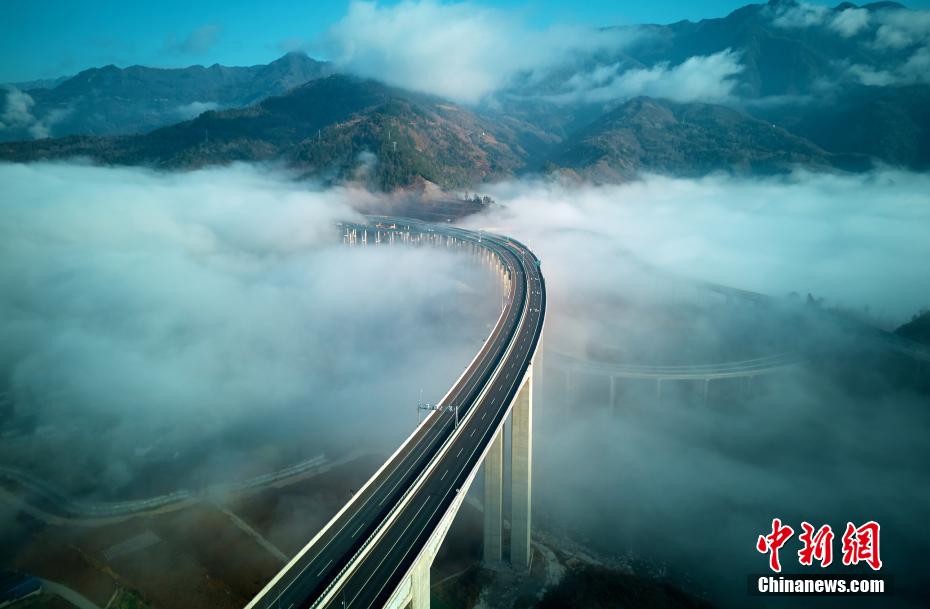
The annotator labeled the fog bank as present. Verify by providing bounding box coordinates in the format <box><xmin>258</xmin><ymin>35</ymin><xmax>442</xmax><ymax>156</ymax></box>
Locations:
<box><xmin>0</xmin><ymin>162</ymin><xmax>498</xmax><ymax>500</ymax></box>
<box><xmin>461</xmin><ymin>169</ymin><xmax>930</xmax><ymax>608</ymax></box>
<box><xmin>469</xmin><ymin>170</ymin><xmax>930</xmax><ymax>325</ymax></box>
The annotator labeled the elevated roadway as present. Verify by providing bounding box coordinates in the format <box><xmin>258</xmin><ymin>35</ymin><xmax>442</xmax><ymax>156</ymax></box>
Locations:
<box><xmin>247</xmin><ymin>218</ymin><xmax>546</xmax><ymax>609</ymax></box>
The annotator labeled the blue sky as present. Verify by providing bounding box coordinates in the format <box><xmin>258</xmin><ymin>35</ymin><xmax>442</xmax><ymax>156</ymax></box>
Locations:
<box><xmin>2</xmin><ymin>0</ymin><xmax>929</xmax><ymax>83</ymax></box>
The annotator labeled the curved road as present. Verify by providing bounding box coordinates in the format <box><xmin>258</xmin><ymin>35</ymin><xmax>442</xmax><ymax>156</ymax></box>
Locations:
<box><xmin>247</xmin><ymin>218</ymin><xmax>546</xmax><ymax>609</ymax></box>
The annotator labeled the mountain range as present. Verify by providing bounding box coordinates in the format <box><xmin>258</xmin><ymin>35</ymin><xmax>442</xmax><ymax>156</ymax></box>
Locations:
<box><xmin>0</xmin><ymin>52</ymin><xmax>332</xmax><ymax>141</ymax></box>
<box><xmin>2</xmin><ymin>0</ymin><xmax>928</xmax><ymax>190</ymax></box>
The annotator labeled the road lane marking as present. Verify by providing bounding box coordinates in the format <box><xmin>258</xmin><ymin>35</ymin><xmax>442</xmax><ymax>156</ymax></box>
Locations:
<box><xmin>347</xmin><ymin>497</ymin><xmax>434</xmax><ymax>606</ymax></box>
<box><xmin>265</xmin><ymin>384</ymin><xmax>465</xmax><ymax>604</ymax></box>
<box><xmin>377</xmin><ymin>418</ymin><xmax>452</xmax><ymax>506</ymax></box>
<box><xmin>317</xmin><ymin>559</ymin><xmax>333</xmax><ymax>577</ymax></box>
<box><xmin>351</xmin><ymin>523</ymin><xmax>365</xmax><ymax>539</ymax></box>
<box><xmin>440</xmin><ymin>469</ymin><xmax>448</xmax><ymax>481</ymax></box>
<box><xmin>261</xmin><ymin>231</ymin><xmax>544</xmax><ymax>609</ymax></box>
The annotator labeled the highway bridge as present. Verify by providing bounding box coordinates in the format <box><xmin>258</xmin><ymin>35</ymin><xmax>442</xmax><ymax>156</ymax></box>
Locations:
<box><xmin>246</xmin><ymin>218</ymin><xmax>546</xmax><ymax>609</ymax></box>
<box><xmin>550</xmin><ymin>351</ymin><xmax>804</xmax><ymax>409</ymax></box>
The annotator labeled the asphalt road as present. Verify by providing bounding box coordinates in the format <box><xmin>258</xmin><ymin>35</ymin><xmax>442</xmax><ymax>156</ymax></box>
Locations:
<box><xmin>248</xmin><ymin>219</ymin><xmax>545</xmax><ymax>609</ymax></box>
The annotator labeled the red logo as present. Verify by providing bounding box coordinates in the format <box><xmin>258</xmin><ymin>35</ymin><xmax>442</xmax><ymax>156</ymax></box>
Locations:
<box><xmin>841</xmin><ymin>521</ymin><xmax>882</xmax><ymax>571</ymax></box>
<box><xmin>756</xmin><ymin>518</ymin><xmax>794</xmax><ymax>572</ymax></box>
<box><xmin>757</xmin><ymin>519</ymin><xmax>881</xmax><ymax>572</ymax></box>
<box><xmin>798</xmin><ymin>522</ymin><xmax>834</xmax><ymax>567</ymax></box>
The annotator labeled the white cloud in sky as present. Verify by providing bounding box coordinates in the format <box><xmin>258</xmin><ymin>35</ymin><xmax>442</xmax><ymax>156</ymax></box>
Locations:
<box><xmin>901</xmin><ymin>45</ymin><xmax>930</xmax><ymax>79</ymax></box>
<box><xmin>767</xmin><ymin>3</ymin><xmax>930</xmax><ymax>88</ymax></box>
<box><xmin>873</xmin><ymin>10</ymin><xmax>930</xmax><ymax>49</ymax></box>
<box><xmin>174</xmin><ymin>100</ymin><xmax>220</xmax><ymax>120</ymax></box>
<box><xmin>771</xmin><ymin>2</ymin><xmax>930</xmax><ymax>50</ymax></box>
<box><xmin>771</xmin><ymin>2</ymin><xmax>829</xmax><ymax>28</ymax></box>
<box><xmin>845</xmin><ymin>62</ymin><xmax>897</xmax><ymax>86</ymax></box>
<box><xmin>320</xmin><ymin>0</ymin><xmax>636</xmax><ymax>104</ymax></box>
<box><xmin>318</xmin><ymin>1</ymin><xmax>930</xmax><ymax>105</ymax></box>
<box><xmin>0</xmin><ymin>87</ymin><xmax>68</xmax><ymax>139</ymax></box>
<box><xmin>548</xmin><ymin>49</ymin><xmax>743</xmax><ymax>105</ymax></box>
<box><xmin>770</xmin><ymin>2</ymin><xmax>872</xmax><ymax>36</ymax></box>
<box><xmin>829</xmin><ymin>7</ymin><xmax>870</xmax><ymax>37</ymax></box>
<box><xmin>1</xmin><ymin>88</ymin><xmax>36</xmax><ymax>130</ymax></box>
<box><xmin>843</xmin><ymin>44</ymin><xmax>930</xmax><ymax>86</ymax></box>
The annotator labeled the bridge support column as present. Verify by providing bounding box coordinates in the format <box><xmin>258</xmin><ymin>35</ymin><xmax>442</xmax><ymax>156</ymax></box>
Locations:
<box><xmin>483</xmin><ymin>429</ymin><xmax>504</xmax><ymax>562</ymax></box>
<box><xmin>511</xmin><ymin>366</ymin><xmax>533</xmax><ymax>570</ymax></box>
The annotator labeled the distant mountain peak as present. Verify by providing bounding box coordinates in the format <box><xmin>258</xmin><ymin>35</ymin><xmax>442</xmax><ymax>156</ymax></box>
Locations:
<box><xmin>861</xmin><ymin>2</ymin><xmax>906</xmax><ymax>10</ymax></box>
<box><xmin>0</xmin><ymin>54</ymin><xmax>334</xmax><ymax>141</ymax></box>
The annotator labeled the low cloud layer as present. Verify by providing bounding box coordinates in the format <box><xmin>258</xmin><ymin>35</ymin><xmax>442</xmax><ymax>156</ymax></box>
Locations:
<box><xmin>770</xmin><ymin>2</ymin><xmax>894</xmax><ymax>39</ymax></box>
<box><xmin>830</xmin><ymin>7</ymin><xmax>871</xmax><ymax>38</ymax></box>
<box><xmin>547</xmin><ymin>49</ymin><xmax>743</xmax><ymax>105</ymax></box>
<box><xmin>174</xmin><ymin>100</ymin><xmax>221</xmax><ymax>120</ymax></box>
<box><xmin>468</xmin><ymin>170</ymin><xmax>930</xmax><ymax>326</ymax></box>
<box><xmin>1</xmin><ymin>161</ymin><xmax>927</xmax><ymax>607</ymax></box>
<box><xmin>0</xmin><ymin>87</ymin><xmax>67</xmax><ymax>139</ymax></box>
<box><xmin>461</xmin><ymin>169</ymin><xmax>929</xmax><ymax>607</ymax></box>
<box><xmin>320</xmin><ymin>0</ymin><xmax>636</xmax><ymax>104</ymax></box>
<box><xmin>772</xmin><ymin>2</ymin><xmax>930</xmax><ymax>86</ymax></box>
<box><xmin>0</xmin><ymin>162</ymin><xmax>498</xmax><ymax>499</ymax></box>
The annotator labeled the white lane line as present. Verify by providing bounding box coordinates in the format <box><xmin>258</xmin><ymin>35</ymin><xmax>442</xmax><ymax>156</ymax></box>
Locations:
<box><xmin>347</xmin><ymin>498</ymin><xmax>434</xmax><ymax>607</ymax></box>
<box><xmin>317</xmin><ymin>239</ymin><xmax>542</xmax><ymax>608</ymax></box>
<box><xmin>351</xmin><ymin>523</ymin><xmax>365</xmax><ymax>539</ymax></box>
<box><xmin>268</xmin><ymin>395</ymin><xmax>459</xmax><ymax>603</ymax></box>
<box><xmin>440</xmin><ymin>469</ymin><xmax>448</xmax><ymax>481</ymax></box>
<box><xmin>470</xmin><ymin>428</ymin><xmax>477</xmax><ymax>438</ymax></box>
<box><xmin>317</xmin><ymin>559</ymin><xmax>333</xmax><ymax>577</ymax></box>
<box><xmin>377</xmin><ymin>419</ymin><xmax>450</xmax><ymax>506</ymax></box>
<box><xmin>456</xmin><ymin>447</ymin><xmax>464</xmax><ymax>458</ymax></box>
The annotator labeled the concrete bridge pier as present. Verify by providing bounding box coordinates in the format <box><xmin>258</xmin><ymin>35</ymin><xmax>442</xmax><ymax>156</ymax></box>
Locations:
<box><xmin>511</xmin><ymin>366</ymin><xmax>533</xmax><ymax>569</ymax></box>
<box><xmin>389</xmin><ymin>369</ymin><xmax>538</xmax><ymax>609</ymax></box>
<box><xmin>482</xmin><ymin>363</ymin><xmax>534</xmax><ymax>570</ymax></box>
<box><xmin>483</xmin><ymin>430</ymin><xmax>503</xmax><ymax>562</ymax></box>
<box><xmin>386</xmin><ymin>454</ymin><xmax>475</xmax><ymax>609</ymax></box>
<box><xmin>383</xmin><ymin>540</ymin><xmax>435</xmax><ymax>609</ymax></box>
